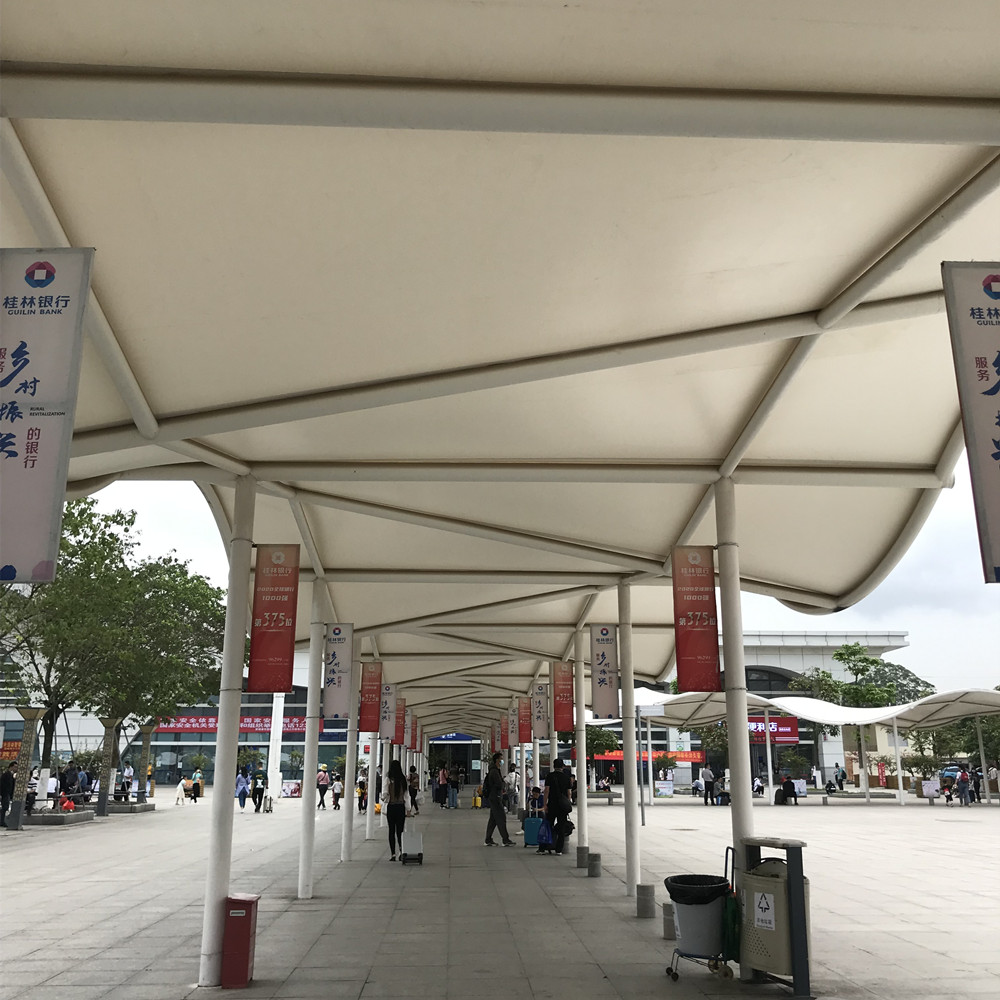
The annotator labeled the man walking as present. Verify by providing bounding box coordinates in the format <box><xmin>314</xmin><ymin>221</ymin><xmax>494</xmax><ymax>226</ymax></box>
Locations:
<box><xmin>1</xmin><ymin>761</ymin><xmax>17</xmax><ymax>828</ymax></box>
<box><xmin>700</xmin><ymin>764</ymin><xmax>716</xmax><ymax>805</ymax></box>
<box><xmin>251</xmin><ymin>764</ymin><xmax>268</xmax><ymax>813</ymax></box>
<box><xmin>483</xmin><ymin>752</ymin><xmax>514</xmax><ymax>847</ymax></box>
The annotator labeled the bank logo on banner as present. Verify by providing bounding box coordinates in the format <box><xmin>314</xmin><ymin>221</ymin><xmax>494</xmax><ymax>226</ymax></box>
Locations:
<box><xmin>1</xmin><ymin>248</ymin><xmax>94</xmax><ymax>583</ymax></box>
<box><xmin>942</xmin><ymin>262</ymin><xmax>1000</xmax><ymax>583</ymax></box>
<box><xmin>248</xmin><ymin>544</ymin><xmax>301</xmax><ymax>692</ymax></box>
<box><xmin>552</xmin><ymin>661</ymin><xmax>574</xmax><ymax>732</ymax></box>
<box><xmin>532</xmin><ymin>684</ymin><xmax>549</xmax><ymax>739</ymax></box>
<box><xmin>322</xmin><ymin>624</ymin><xmax>354</xmax><ymax>718</ymax></box>
<box><xmin>379</xmin><ymin>684</ymin><xmax>397</xmax><ymax>739</ymax></box>
<box><xmin>590</xmin><ymin>624</ymin><xmax>620</xmax><ymax>719</ymax></box>
<box><xmin>359</xmin><ymin>663</ymin><xmax>383</xmax><ymax>731</ymax></box>
<box><xmin>672</xmin><ymin>546</ymin><xmax>722</xmax><ymax>692</ymax></box>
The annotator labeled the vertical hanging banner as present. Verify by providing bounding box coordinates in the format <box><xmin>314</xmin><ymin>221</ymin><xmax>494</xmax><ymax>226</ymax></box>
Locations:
<box><xmin>405</xmin><ymin>708</ymin><xmax>414</xmax><ymax>750</ymax></box>
<box><xmin>379</xmin><ymin>684</ymin><xmax>397</xmax><ymax>739</ymax></box>
<box><xmin>358</xmin><ymin>662</ymin><xmax>383</xmax><ymax>731</ymax></box>
<box><xmin>532</xmin><ymin>684</ymin><xmax>549</xmax><ymax>739</ymax></box>
<box><xmin>518</xmin><ymin>696</ymin><xmax>532</xmax><ymax>744</ymax></box>
<box><xmin>490</xmin><ymin>724</ymin><xmax>497</xmax><ymax>755</ymax></box>
<box><xmin>552</xmin><ymin>661</ymin><xmax>575</xmax><ymax>731</ymax></box>
<box><xmin>322</xmin><ymin>624</ymin><xmax>354</xmax><ymax>719</ymax></box>
<box><xmin>0</xmin><ymin>248</ymin><xmax>94</xmax><ymax>583</ymax></box>
<box><xmin>508</xmin><ymin>701</ymin><xmax>519</xmax><ymax>747</ymax></box>
<box><xmin>499</xmin><ymin>716</ymin><xmax>509</xmax><ymax>750</ymax></box>
<box><xmin>589</xmin><ymin>624</ymin><xmax>620</xmax><ymax>719</ymax></box>
<box><xmin>672</xmin><ymin>545</ymin><xmax>722</xmax><ymax>692</ymax></box>
<box><xmin>248</xmin><ymin>544</ymin><xmax>301</xmax><ymax>692</ymax></box>
<box><xmin>394</xmin><ymin>697</ymin><xmax>406</xmax><ymax>745</ymax></box>
<box><xmin>942</xmin><ymin>262</ymin><xmax>1000</xmax><ymax>583</ymax></box>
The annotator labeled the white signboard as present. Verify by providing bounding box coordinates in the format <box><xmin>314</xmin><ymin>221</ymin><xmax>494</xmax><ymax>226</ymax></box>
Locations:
<box><xmin>654</xmin><ymin>780</ymin><xmax>674</xmax><ymax>798</ymax></box>
<box><xmin>1</xmin><ymin>248</ymin><xmax>94</xmax><ymax>582</ymax></box>
<box><xmin>508</xmin><ymin>700</ymin><xmax>519</xmax><ymax>747</ymax></box>
<box><xmin>322</xmin><ymin>624</ymin><xmax>354</xmax><ymax>718</ymax></box>
<box><xmin>378</xmin><ymin>683</ymin><xmax>397</xmax><ymax>739</ymax></box>
<box><xmin>590</xmin><ymin>624</ymin><xmax>620</xmax><ymax>719</ymax></box>
<box><xmin>532</xmin><ymin>683</ymin><xmax>549</xmax><ymax>739</ymax></box>
<box><xmin>942</xmin><ymin>262</ymin><xmax>1000</xmax><ymax>583</ymax></box>
<box><xmin>753</xmin><ymin>891</ymin><xmax>775</xmax><ymax>931</ymax></box>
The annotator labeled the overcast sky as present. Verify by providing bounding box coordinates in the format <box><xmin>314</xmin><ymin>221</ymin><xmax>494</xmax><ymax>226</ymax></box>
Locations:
<box><xmin>93</xmin><ymin>458</ymin><xmax>999</xmax><ymax>694</ymax></box>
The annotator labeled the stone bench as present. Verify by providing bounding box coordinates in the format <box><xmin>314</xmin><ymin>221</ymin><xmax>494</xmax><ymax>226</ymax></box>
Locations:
<box><xmin>25</xmin><ymin>808</ymin><xmax>95</xmax><ymax>826</ymax></box>
<box><xmin>587</xmin><ymin>791</ymin><xmax>622</xmax><ymax>805</ymax></box>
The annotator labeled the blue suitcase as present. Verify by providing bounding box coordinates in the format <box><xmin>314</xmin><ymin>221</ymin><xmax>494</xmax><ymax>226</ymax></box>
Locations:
<box><xmin>523</xmin><ymin>815</ymin><xmax>543</xmax><ymax>847</ymax></box>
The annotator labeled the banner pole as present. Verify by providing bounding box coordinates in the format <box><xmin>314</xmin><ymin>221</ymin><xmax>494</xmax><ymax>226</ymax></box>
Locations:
<box><xmin>618</xmin><ymin>581</ymin><xmax>640</xmax><ymax>897</ymax></box>
<box><xmin>299</xmin><ymin>584</ymin><xmax>325</xmax><ymax>898</ymax></box>
<box><xmin>573</xmin><ymin>630</ymin><xmax>589</xmax><ymax>851</ymax></box>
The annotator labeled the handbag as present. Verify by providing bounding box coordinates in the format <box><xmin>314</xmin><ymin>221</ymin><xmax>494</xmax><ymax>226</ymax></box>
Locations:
<box><xmin>537</xmin><ymin>818</ymin><xmax>553</xmax><ymax>846</ymax></box>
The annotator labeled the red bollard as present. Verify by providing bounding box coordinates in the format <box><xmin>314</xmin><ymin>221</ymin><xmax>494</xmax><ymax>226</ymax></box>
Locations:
<box><xmin>221</xmin><ymin>893</ymin><xmax>260</xmax><ymax>988</ymax></box>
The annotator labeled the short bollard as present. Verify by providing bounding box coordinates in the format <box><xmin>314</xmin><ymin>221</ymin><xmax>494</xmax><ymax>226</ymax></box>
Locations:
<box><xmin>662</xmin><ymin>902</ymin><xmax>675</xmax><ymax>940</ymax></box>
<box><xmin>636</xmin><ymin>883</ymin><xmax>656</xmax><ymax>919</ymax></box>
<box><xmin>822</xmin><ymin>795</ymin><xmax>828</xmax><ymax>806</ymax></box>
<box><xmin>588</xmin><ymin>852</ymin><xmax>602</xmax><ymax>877</ymax></box>
<box><xmin>577</xmin><ymin>845</ymin><xmax>589</xmax><ymax>869</ymax></box>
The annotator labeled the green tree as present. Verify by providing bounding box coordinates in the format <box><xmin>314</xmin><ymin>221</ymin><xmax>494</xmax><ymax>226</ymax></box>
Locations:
<box><xmin>287</xmin><ymin>748</ymin><xmax>304</xmax><ymax>777</ymax></box>
<box><xmin>691</xmin><ymin>721</ymin><xmax>728</xmax><ymax>764</ymax></box>
<box><xmin>865</xmin><ymin>661</ymin><xmax>935</xmax><ymax>703</ymax></box>
<box><xmin>653</xmin><ymin>752</ymin><xmax>678</xmax><ymax>773</ymax></box>
<box><xmin>558</xmin><ymin>725</ymin><xmax>619</xmax><ymax>779</ymax></box>
<box><xmin>237</xmin><ymin>746</ymin><xmax>265</xmax><ymax>771</ymax></box>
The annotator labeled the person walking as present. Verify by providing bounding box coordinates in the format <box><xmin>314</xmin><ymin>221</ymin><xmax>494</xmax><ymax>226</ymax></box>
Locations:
<box><xmin>236</xmin><ymin>768</ymin><xmax>251</xmax><ymax>812</ymax></box>
<box><xmin>971</xmin><ymin>768</ymin><xmax>982</xmax><ymax>804</ymax></box>
<box><xmin>175</xmin><ymin>773</ymin><xmax>187</xmax><ymax>805</ymax></box>
<box><xmin>483</xmin><ymin>752</ymin><xmax>514</xmax><ymax>847</ymax></box>
<box><xmin>357</xmin><ymin>776</ymin><xmax>368</xmax><ymax>813</ymax></box>
<box><xmin>381</xmin><ymin>759</ymin><xmax>410</xmax><ymax>862</ymax></box>
<box><xmin>1</xmin><ymin>761</ymin><xmax>17</xmax><ymax>828</ymax></box>
<box><xmin>190</xmin><ymin>767</ymin><xmax>203</xmax><ymax>803</ymax></box>
<box><xmin>332</xmin><ymin>774</ymin><xmax>343</xmax><ymax>809</ymax></box>
<box><xmin>447</xmin><ymin>767</ymin><xmax>459</xmax><ymax>810</ymax></box>
<box><xmin>121</xmin><ymin>760</ymin><xmax>134</xmax><ymax>803</ymax></box>
<box><xmin>316</xmin><ymin>763</ymin><xmax>330</xmax><ymax>809</ymax></box>
<box><xmin>834</xmin><ymin>763</ymin><xmax>846</xmax><ymax>791</ymax></box>
<box><xmin>250</xmin><ymin>765</ymin><xmax>268</xmax><ymax>812</ymax></box>
<box><xmin>700</xmin><ymin>765</ymin><xmax>716</xmax><ymax>806</ymax></box>
<box><xmin>542</xmin><ymin>758</ymin><xmax>572</xmax><ymax>856</ymax></box>
<box><xmin>438</xmin><ymin>764</ymin><xmax>450</xmax><ymax>808</ymax></box>
<box><xmin>408</xmin><ymin>766</ymin><xmax>421</xmax><ymax>814</ymax></box>
<box><xmin>955</xmin><ymin>767</ymin><xmax>971</xmax><ymax>807</ymax></box>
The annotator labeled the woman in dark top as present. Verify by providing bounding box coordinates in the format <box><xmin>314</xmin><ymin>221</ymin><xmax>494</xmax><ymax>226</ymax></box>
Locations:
<box><xmin>382</xmin><ymin>760</ymin><xmax>410</xmax><ymax>861</ymax></box>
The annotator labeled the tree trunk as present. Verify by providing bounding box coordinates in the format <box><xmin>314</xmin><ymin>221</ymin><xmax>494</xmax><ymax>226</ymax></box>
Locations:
<box><xmin>39</xmin><ymin>708</ymin><xmax>56</xmax><ymax>765</ymax></box>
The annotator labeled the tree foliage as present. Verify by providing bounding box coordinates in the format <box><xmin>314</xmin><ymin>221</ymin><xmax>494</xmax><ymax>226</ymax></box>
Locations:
<box><xmin>558</xmin><ymin>726</ymin><xmax>620</xmax><ymax>757</ymax></box>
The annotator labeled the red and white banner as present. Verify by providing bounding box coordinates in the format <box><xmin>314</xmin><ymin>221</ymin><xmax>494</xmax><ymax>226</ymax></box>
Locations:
<box><xmin>500</xmin><ymin>713</ymin><xmax>509</xmax><ymax>750</ymax></box>
<box><xmin>409</xmin><ymin>714</ymin><xmax>418</xmax><ymax>751</ymax></box>
<box><xmin>942</xmin><ymin>262</ymin><xmax>1000</xmax><ymax>583</ymax></box>
<box><xmin>359</xmin><ymin>662</ymin><xmax>383</xmax><ymax>731</ymax></box>
<box><xmin>406</xmin><ymin>708</ymin><xmax>415</xmax><ymax>750</ymax></box>
<box><xmin>378</xmin><ymin>684</ymin><xmax>396</xmax><ymax>739</ymax></box>
<box><xmin>0</xmin><ymin>248</ymin><xmax>93</xmax><ymax>582</ymax></box>
<box><xmin>248</xmin><ymin>544</ymin><xmax>300</xmax><ymax>692</ymax></box>
<box><xmin>158</xmin><ymin>716</ymin><xmax>309</xmax><ymax>733</ymax></box>
<box><xmin>672</xmin><ymin>546</ymin><xmax>722</xmax><ymax>692</ymax></box>
<box><xmin>590</xmin><ymin>624</ymin><xmax>620</xmax><ymax>719</ymax></box>
<box><xmin>532</xmin><ymin>684</ymin><xmax>549</xmax><ymax>739</ymax></box>
<box><xmin>394</xmin><ymin>697</ymin><xmax>406</xmax><ymax>745</ymax></box>
<box><xmin>322</xmin><ymin>624</ymin><xmax>354</xmax><ymax>719</ymax></box>
<box><xmin>552</xmin><ymin>661</ymin><xmax>574</xmax><ymax>731</ymax></box>
<box><xmin>747</xmin><ymin>716</ymin><xmax>799</xmax><ymax>744</ymax></box>
<box><xmin>508</xmin><ymin>701</ymin><xmax>519</xmax><ymax>747</ymax></box>
<box><xmin>490</xmin><ymin>723</ymin><xmax>497</xmax><ymax>755</ymax></box>
<box><xmin>518</xmin><ymin>696</ymin><xmax>532</xmax><ymax>744</ymax></box>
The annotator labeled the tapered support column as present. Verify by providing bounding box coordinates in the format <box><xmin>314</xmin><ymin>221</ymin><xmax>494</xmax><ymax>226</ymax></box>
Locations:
<box><xmin>573</xmin><ymin>630</ymin><xmax>589</xmax><ymax>850</ymax></box>
<box><xmin>713</xmin><ymin>478</ymin><xmax>755</xmax><ymax>886</ymax></box>
<box><xmin>340</xmin><ymin>646</ymin><xmax>360</xmax><ymax>862</ymax></box>
<box><xmin>618</xmin><ymin>581</ymin><xmax>640</xmax><ymax>898</ymax></box>
<box><xmin>199</xmin><ymin>475</ymin><xmax>255</xmax><ymax>986</ymax></box>
<box><xmin>892</xmin><ymin>719</ymin><xmax>905</xmax><ymax>806</ymax></box>
<box><xmin>5</xmin><ymin>707</ymin><xmax>46</xmax><ymax>831</ymax></box>
<box><xmin>298</xmin><ymin>583</ymin><xmax>325</xmax><ymax>898</ymax></box>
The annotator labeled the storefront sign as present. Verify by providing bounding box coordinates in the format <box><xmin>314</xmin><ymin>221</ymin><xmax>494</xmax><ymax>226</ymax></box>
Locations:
<box><xmin>518</xmin><ymin>696</ymin><xmax>532</xmax><ymax>744</ymax></box>
<box><xmin>0</xmin><ymin>248</ymin><xmax>93</xmax><ymax>583</ymax></box>
<box><xmin>941</xmin><ymin>262</ymin><xmax>1000</xmax><ymax>582</ymax></box>
<box><xmin>747</xmin><ymin>716</ymin><xmax>799</xmax><ymax>744</ymax></box>
<box><xmin>322</xmin><ymin>624</ymin><xmax>354</xmax><ymax>719</ymax></box>
<box><xmin>379</xmin><ymin>684</ymin><xmax>397</xmax><ymax>739</ymax></box>
<box><xmin>532</xmin><ymin>683</ymin><xmax>549</xmax><ymax>739</ymax></box>
<box><xmin>590</xmin><ymin>624</ymin><xmax>620</xmax><ymax>718</ymax></box>
<box><xmin>248</xmin><ymin>544</ymin><xmax>300</xmax><ymax>692</ymax></box>
<box><xmin>359</xmin><ymin>662</ymin><xmax>382</xmax><ymax>731</ymax></box>
<box><xmin>671</xmin><ymin>546</ymin><xmax>722</xmax><ymax>692</ymax></box>
<box><xmin>552</xmin><ymin>661</ymin><xmax>574</xmax><ymax>731</ymax></box>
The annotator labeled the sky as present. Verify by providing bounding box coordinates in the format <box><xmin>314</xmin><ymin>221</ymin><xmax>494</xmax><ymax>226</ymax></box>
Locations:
<box><xmin>93</xmin><ymin>459</ymin><xmax>999</xmax><ymax>694</ymax></box>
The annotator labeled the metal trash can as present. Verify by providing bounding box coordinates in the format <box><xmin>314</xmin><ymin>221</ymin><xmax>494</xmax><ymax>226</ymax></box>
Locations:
<box><xmin>221</xmin><ymin>893</ymin><xmax>260</xmax><ymax>988</ymax></box>
<box><xmin>740</xmin><ymin>858</ymin><xmax>810</xmax><ymax>977</ymax></box>
<box><xmin>663</xmin><ymin>875</ymin><xmax>731</xmax><ymax>957</ymax></box>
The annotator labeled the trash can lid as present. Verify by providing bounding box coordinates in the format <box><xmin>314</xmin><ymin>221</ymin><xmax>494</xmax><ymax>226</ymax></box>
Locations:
<box><xmin>663</xmin><ymin>874</ymin><xmax>731</xmax><ymax>906</ymax></box>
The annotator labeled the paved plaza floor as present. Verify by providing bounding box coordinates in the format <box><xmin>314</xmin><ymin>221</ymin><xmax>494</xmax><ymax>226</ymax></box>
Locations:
<box><xmin>1</xmin><ymin>790</ymin><xmax>997</xmax><ymax>1000</ymax></box>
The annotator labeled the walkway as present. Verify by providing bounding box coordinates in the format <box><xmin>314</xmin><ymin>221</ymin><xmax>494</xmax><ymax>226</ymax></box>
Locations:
<box><xmin>0</xmin><ymin>791</ymin><xmax>997</xmax><ymax>1000</ymax></box>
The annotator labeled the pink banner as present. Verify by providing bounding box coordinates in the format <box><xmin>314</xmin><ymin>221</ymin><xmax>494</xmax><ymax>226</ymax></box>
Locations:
<box><xmin>394</xmin><ymin>697</ymin><xmax>406</xmax><ymax>745</ymax></box>
<box><xmin>248</xmin><ymin>544</ymin><xmax>300</xmax><ymax>692</ymax></box>
<box><xmin>552</xmin><ymin>661</ymin><xmax>574</xmax><ymax>732</ymax></box>
<box><xmin>672</xmin><ymin>546</ymin><xmax>722</xmax><ymax>692</ymax></box>
<box><xmin>359</xmin><ymin>662</ymin><xmax>382</xmax><ymax>731</ymax></box>
<box><xmin>518</xmin><ymin>696</ymin><xmax>532</xmax><ymax>744</ymax></box>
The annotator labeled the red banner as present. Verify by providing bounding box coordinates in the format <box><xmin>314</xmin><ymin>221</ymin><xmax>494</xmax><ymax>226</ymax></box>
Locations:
<box><xmin>394</xmin><ymin>697</ymin><xmax>406</xmax><ymax>745</ymax></box>
<box><xmin>409</xmin><ymin>712</ymin><xmax>417</xmax><ymax>751</ymax></box>
<box><xmin>359</xmin><ymin>662</ymin><xmax>382</xmax><ymax>731</ymax></box>
<box><xmin>672</xmin><ymin>546</ymin><xmax>721</xmax><ymax>692</ymax></box>
<box><xmin>2</xmin><ymin>740</ymin><xmax>22</xmax><ymax>758</ymax></box>
<box><xmin>500</xmin><ymin>713</ymin><xmax>509</xmax><ymax>750</ymax></box>
<box><xmin>747</xmin><ymin>716</ymin><xmax>799</xmax><ymax>745</ymax></box>
<box><xmin>248</xmin><ymin>544</ymin><xmax>300</xmax><ymax>692</ymax></box>
<box><xmin>518</xmin><ymin>696</ymin><xmax>532</xmax><ymax>743</ymax></box>
<box><xmin>588</xmin><ymin>749</ymin><xmax>704</xmax><ymax>764</ymax></box>
<box><xmin>490</xmin><ymin>724</ymin><xmax>496</xmax><ymax>755</ymax></box>
<box><xmin>552</xmin><ymin>661</ymin><xmax>574</xmax><ymax>731</ymax></box>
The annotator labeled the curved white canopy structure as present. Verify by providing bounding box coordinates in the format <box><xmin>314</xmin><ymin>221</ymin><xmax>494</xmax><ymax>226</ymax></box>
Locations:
<box><xmin>3</xmin><ymin>2</ymin><xmax>999</xmax><ymax>737</ymax></box>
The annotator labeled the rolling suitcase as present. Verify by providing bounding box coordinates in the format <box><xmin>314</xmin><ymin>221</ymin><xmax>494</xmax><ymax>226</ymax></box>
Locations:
<box><xmin>399</xmin><ymin>823</ymin><xmax>423</xmax><ymax>865</ymax></box>
<box><xmin>523</xmin><ymin>815</ymin><xmax>543</xmax><ymax>847</ymax></box>
<box><xmin>263</xmin><ymin>794</ymin><xmax>274</xmax><ymax>813</ymax></box>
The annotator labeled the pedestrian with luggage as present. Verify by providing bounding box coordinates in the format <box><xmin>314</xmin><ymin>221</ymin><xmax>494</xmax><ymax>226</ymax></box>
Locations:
<box><xmin>483</xmin><ymin>752</ymin><xmax>515</xmax><ymax>847</ymax></box>
<box><xmin>542</xmin><ymin>758</ymin><xmax>573</xmax><ymax>856</ymax></box>
<box><xmin>250</xmin><ymin>765</ymin><xmax>268</xmax><ymax>812</ymax></box>
<box><xmin>382</xmin><ymin>759</ymin><xmax>410</xmax><ymax>862</ymax></box>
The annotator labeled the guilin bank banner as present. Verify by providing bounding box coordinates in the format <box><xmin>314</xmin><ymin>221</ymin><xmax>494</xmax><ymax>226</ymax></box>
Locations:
<box><xmin>1</xmin><ymin>249</ymin><xmax>93</xmax><ymax>583</ymax></box>
<box><xmin>379</xmin><ymin>684</ymin><xmax>397</xmax><ymax>739</ymax></box>
<box><xmin>532</xmin><ymin>684</ymin><xmax>549</xmax><ymax>739</ymax></box>
<box><xmin>671</xmin><ymin>546</ymin><xmax>722</xmax><ymax>692</ymax></box>
<box><xmin>359</xmin><ymin>662</ymin><xmax>383</xmax><ymax>731</ymax></box>
<box><xmin>518</xmin><ymin>696</ymin><xmax>532</xmax><ymax>744</ymax></box>
<box><xmin>942</xmin><ymin>262</ymin><xmax>1000</xmax><ymax>583</ymax></box>
<box><xmin>552</xmin><ymin>661</ymin><xmax>575</xmax><ymax>731</ymax></box>
<box><xmin>589</xmin><ymin>624</ymin><xmax>620</xmax><ymax>719</ymax></box>
<box><xmin>248</xmin><ymin>544</ymin><xmax>301</xmax><ymax>691</ymax></box>
<box><xmin>322</xmin><ymin>624</ymin><xmax>354</xmax><ymax>719</ymax></box>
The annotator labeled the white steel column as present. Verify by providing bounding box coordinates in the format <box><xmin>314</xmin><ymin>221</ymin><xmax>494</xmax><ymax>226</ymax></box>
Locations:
<box><xmin>519</xmin><ymin>744</ymin><xmax>526</xmax><ymax>810</ymax></box>
<box><xmin>892</xmin><ymin>718</ymin><xmax>905</xmax><ymax>806</ymax></box>
<box><xmin>764</xmin><ymin>708</ymin><xmax>775</xmax><ymax>805</ymax></box>
<box><xmin>573</xmin><ymin>629</ymin><xmax>589</xmax><ymax>850</ymax></box>
<box><xmin>618</xmin><ymin>581</ymin><xmax>640</xmax><ymax>898</ymax></box>
<box><xmin>380</xmin><ymin>738</ymin><xmax>390</xmax><ymax>827</ymax></box>
<box><xmin>298</xmin><ymin>584</ymin><xmax>325</xmax><ymax>897</ymax></box>
<box><xmin>199</xmin><ymin>475</ymin><xmax>254</xmax><ymax>986</ymax></box>
<box><xmin>859</xmin><ymin>730</ymin><xmax>871</xmax><ymax>804</ymax></box>
<box><xmin>340</xmin><ymin>646</ymin><xmax>360</xmax><ymax>862</ymax></box>
<box><xmin>975</xmin><ymin>717</ymin><xmax>992</xmax><ymax>805</ymax></box>
<box><xmin>713</xmin><ymin>478</ymin><xmax>755</xmax><ymax>884</ymax></box>
<box><xmin>267</xmin><ymin>692</ymin><xmax>285</xmax><ymax>797</ymax></box>
<box><xmin>646</xmin><ymin>718</ymin><xmax>654</xmax><ymax>805</ymax></box>
<box><xmin>365</xmin><ymin>735</ymin><xmax>380</xmax><ymax>839</ymax></box>
<box><xmin>532</xmin><ymin>736</ymin><xmax>540</xmax><ymax>789</ymax></box>
<box><xmin>548</xmin><ymin>668</ymin><xmax>558</xmax><ymax>771</ymax></box>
